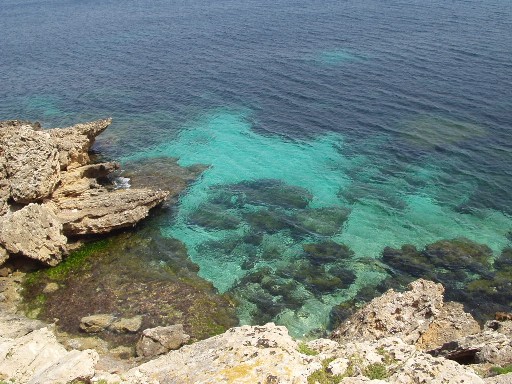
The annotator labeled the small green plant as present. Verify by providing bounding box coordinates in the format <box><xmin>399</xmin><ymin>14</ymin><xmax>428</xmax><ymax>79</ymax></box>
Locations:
<box><xmin>307</xmin><ymin>357</ymin><xmax>342</xmax><ymax>384</ymax></box>
<box><xmin>491</xmin><ymin>364</ymin><xmax>512</xmax><ymax>375</ymax></box>
<box><xmin>298</xmin><ymin>342</ymin><xmax>319</xmax><ymax>356</ymax></box>
<box><xmin>376</xmin><ymin>346</ymin><xmax>396</xmax><ymax>365</ymax></box>
<box><xmin>363</xmin><ymin>363</ymin><xmax>389</xmax><ymax>380</ymax></box>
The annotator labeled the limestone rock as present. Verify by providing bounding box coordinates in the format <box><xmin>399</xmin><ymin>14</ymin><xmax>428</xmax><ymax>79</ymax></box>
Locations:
<box><xmin>28</xmin><ymin>349</ymin><xmax>98</xmax><ymax>384</ymax></box>
<box><xmin>336</xmin><ymin>337</ymin><xmax>483</xmax><ymax>384</ymax></box>
<box><xmin>0</xmin><ymin>204</ymin><xmax>67</xmax><ymax>266</ymax></box>
<box><xmin>0</xmin><ymin>313</ymin><xmax>45</xmax><ymax>339</ymax></box>
<box><xmin>416</xmin><ymin>301</ymin><xmax>481</xmax><ymax>351</ymax></box>
<box><xmin>52</xmin><ymin>162</ymin><xmax>119</xmax><ymax>198</ymax></box>
<box><xmin>0</xmin><ymin>327</ymin><xmax>98</xmax><ymax>384</ymax></box>
<box><xmin>1</xmin><ymin>125</ymin><xmax>60</xmax><ymax>203</ymax></box>
<box><xmin>331</xmin><ymin>279</ymin><xmax>445</xmax><ymax>344</ymax></box>
<box><xmin>110</xmin><ymin>315</ymin><xmax>143</xmax><ymax>333</ymax></box>
<box><xmin>136</xmin><ymin>324</ymin><xmax>190</xmax><ymax>357</ymax></box>
<box><xmin>51</xmin><ymin>188</ymin><xmax>169</xmax><ymax>235</ymax></box>
<box><xmin>80</xmin><ymin>314</ymin><xmax>115</xmax><ymax>333</ymax></box>
<box><xmin>124</xmin><ymin>323</ymin><xmax>319</xmax><ymax>384</ymax></box>
<box><xmin>0</xmin><ymin>155</ymin><xmax>9</xmax><ymax>216</ymax></box>
<box><xmin>485</xmin><ymin>319</ymin><xmax>512</xmax><ymax>338</ymax></box>
<box><xmin>48</xmin><ymin>118</ymin><xmax>112</xmax><ymax>170</ymax></box>
<box><xmin>485</xmin><ymin>373</ymin><xmax>512</xmax><ymax>384</ymax></box>
<box><xmin>430</xmin><ymin>330</ymin><xmax>512</xmax><ymax>365</ymax></box>
<box><xmin>0</xmin><ymin>246</ymin><xmax>8</xmax><ymax>267</ymax></box>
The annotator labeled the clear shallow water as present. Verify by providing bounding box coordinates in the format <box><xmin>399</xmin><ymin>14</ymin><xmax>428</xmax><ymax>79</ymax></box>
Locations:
<box><xmin>1</xmin><ymin>0</ymin><xmax>512</xmax><ymax>336</ymax></box>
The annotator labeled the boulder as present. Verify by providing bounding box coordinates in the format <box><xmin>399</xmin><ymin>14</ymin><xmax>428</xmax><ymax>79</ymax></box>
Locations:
<box><xmin>136</xmin><ymin>324</ymin><xmax>190</xmax><ymax>357</ymax></box>
<box><xmin>79</xmin><ymin>314</ymin><xmax>115</xmax><ymax>333</ymax></box>
<box><xmin>48</xmin><ymin>118</ymin><xmax>112</xmax><ymax>170</ymax></box>
<box><xmin>0</xmin><ymin>327</ymin><xmax>98</xmax><ymax>384</ymax></box>
<box><xmin>416</xmin><ymin>301</ymin><xmax>481</xmax><ymax>351</ymax></box>
<box><xmin>109</xmin><ymin>315</ymin><xmax>143</xmax><ymax>333</ymax></box>
<box><xmin>331</xmin><ymin>279</ymin><xmax>445</xmax><ymax>344</ymax></box>
<box><xmin>429</xmin><ymin>330</ymin><xmax>512</xmax><ymax>365</ymax></box>
<box><xmin>1</xmin><ymin>125</ymin><xmax>60</xmax><ymax>203</ymax></box>
<box><xmin>50</xmin><ymin>188</ymin><xmax>169</xmax><ymax>235</ymax></box>
<box><xmin>0</xmin><ymin>204</ymin><xmax>67</xmax><ymax>266</ymax></box>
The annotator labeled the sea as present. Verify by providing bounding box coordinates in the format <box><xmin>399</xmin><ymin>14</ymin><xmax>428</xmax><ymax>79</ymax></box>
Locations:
<box><xmin>1</xmin><ymin>0</ymin><xmax>512</xmax><ymax>337</ymax></box>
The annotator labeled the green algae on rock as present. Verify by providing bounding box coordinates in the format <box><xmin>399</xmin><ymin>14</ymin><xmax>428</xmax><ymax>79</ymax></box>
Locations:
<box><xmin>21</xmin><ymin>231</ymin><xmax>238</xmax><ymax>348</ymax></box>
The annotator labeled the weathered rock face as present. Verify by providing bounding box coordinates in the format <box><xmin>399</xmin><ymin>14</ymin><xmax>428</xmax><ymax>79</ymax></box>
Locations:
<box><xmin>0</xmin><ymin>118</ymin><xmax>170</xmax><ymax>267</ymax></box>
<box><xmin>136</xmin><ymin>324</ymin><xmax>190</xmax><ymax>357</ymax></box>
<box><xmin>416</xmin><ymin>301</ymin><xmax>481</xmax><ymax>351</ymax></box>
<box><xmin>331</xmin><ymin>279</ymin><xmax>445</xmax><ymax>345</ymax></box>
<box><xmin>0</xmin><ymin>204</ymin><xmax>67</xmax><ymax>266</ymax></box>
<box><xmin>48</xmin><ymin>118</ymin><xmax>111</xmax><ymax>170</ymax></box>
<box><xmin>430</xmin><ymin>328</ymin><xmax>512</xmax><ymax>365</ymax></box>
<box><xmin>124</xmin><ymin>323</ymin><xmax>318</xmax><ymax>384</ymax></box>
<box><xmin>0</xmin><ymin>326</ymin><xmax>98</xmax><ymax>384</ymax></box>
<box><xmin>50</xmin><ymin>188</ymin><xmax>169</xmax><ymax>236</ymax></box>
<box><xmin>79</xmin><ymin>314</ymin><xmax>116</xmax><ymax>333</ymax></box>
<box><xmin>1</xmin><ymin>125</ymin><xmax>60</xmax><ymax>203</ymax></box>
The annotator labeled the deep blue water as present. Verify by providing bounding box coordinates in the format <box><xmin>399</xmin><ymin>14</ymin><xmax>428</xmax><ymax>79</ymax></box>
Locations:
<box><xmin>1</xmin><ymin>0</ymin><xmax>512</xmax><ymax>336</ymax></box>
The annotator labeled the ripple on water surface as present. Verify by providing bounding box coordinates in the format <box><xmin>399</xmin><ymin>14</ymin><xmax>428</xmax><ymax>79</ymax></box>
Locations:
<box><xmin>124</xmin><ymin>109</ymin><xmax>512</xmax><ymax>337</ymax></box>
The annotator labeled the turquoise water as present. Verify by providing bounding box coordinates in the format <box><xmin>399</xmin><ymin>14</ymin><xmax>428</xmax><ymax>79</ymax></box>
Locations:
<box><xmin>124</xmin><ymin>109</ymin><xmax>512</xmax><ymax>336</ymax></box>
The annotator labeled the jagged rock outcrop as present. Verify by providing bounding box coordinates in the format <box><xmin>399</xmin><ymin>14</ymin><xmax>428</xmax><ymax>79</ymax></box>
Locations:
<box><xmin>48</xmin><ymin>118</ymin><xmax>111</xmax><ymax>170</ymax></box>
<box><xmin>331</xmin><ymin>279</ymin><xmax>446</xmax><ymax>345</ymax></box>
<box><xmin>136</xmin><ymin>324</ymin><xmax>190</xmax><ymax>357</ymax></box>
<box><xmin>416</xmin><ymin>301</ymin><xmax>481</xmax><ymax>351</ymax></box>
<box><xmin>0</xmin><ymin>125</ymin><xmax>60</xmax><ymax>203</ymax></box>
<box><xmin>49</xmin><ymin>188</ymin><xmax>169</xmax><ymax>236</ymax></box>
<box><xmin>0</xmin><ymin>118</ymin><xmax>169</xmax><ymax>267</ymax></box>
<box><xmin>430</xmin><ymin>327</ymin><xmax>512</xmax><ymax>365</ymax></box>
<box><xmin>0</xmin><ymin>204</ymin><xmax>67</xmax><ymax>266</ymax></box>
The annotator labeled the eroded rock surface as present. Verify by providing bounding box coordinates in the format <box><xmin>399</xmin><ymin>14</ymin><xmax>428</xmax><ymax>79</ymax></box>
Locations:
<box><xmin>1</xmin><ymin>125</ymin><xmax>60</xmax><ymax>203</ymax></box>
<box><xmin>136</xmin><ymin>324</ymin><xmax>190</xmax><ymax>357</ymax></box>
<box><xmin>0</xmin><ymin>118</ymin><xmax>170</xmax><ymax>267</ymax></box>
<box><xmin>0</xmin><ymin>204</ymin><xmax>67</xmax><ymax>266</ymax></box>
<box><xmin>48</xmin><ymin>118</ymin><xmax>111</xmax><ymax>170</ymax></box>
<box><xmin>50</xmin><ymin>188</ymin><xmax>169</xmax><ymax>236</ymax></box>
<box><xmin>331</xmin><ymin>279</ymin><xmax>445</xmax><ymax>345</ymax></box>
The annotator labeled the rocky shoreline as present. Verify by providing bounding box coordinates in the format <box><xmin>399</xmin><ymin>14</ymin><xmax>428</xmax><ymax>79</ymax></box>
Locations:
<box><xmin>1</xmin><ymin>119</ymin><xmax>511</xmax><ymax>383</ymax></box>
<box><xmin>1</xmin><ymin>275</ymin><xmax>512</xmax><ymax>383</ymax></box>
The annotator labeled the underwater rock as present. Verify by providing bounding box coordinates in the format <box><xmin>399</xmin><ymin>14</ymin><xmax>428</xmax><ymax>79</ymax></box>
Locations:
<box><xmin>294</xmin><ymin>206</ymin><xmax>350</xmax><ymax>236</ymax></box>
<box><xmin>1</xmin><ymin>124</ymin><xmax>61</xmax><ymax>203</ymax></box>
<box><xmin>495</xmin><ymin>247</ymin><xmax>512</xmax><ymax>270</ymax></box>
<box><xmin>48</xmin><ymin>118</ymin><xmax>112</xmax><ymax>170</ymax></box>
<box><xmin>22</xmin><ymin>232</ymin><xmax>238</xmax><ymax>347</ymax></box>
<box><xmin>303</xmin><ymin>240</ymin><xmax>354</xmax><ymax>265</ymax></box>
<box><xmin>0</xmin><ymin>203</ymin><xmax>67</xmax><ymax>266</ymax></box>
<box><xmin>136</xmin><ymin>324</ymin><xmax>190</xmax><ymax>357</ymax></box>
<box><xmin>110</xmin><ymin>315</ymin><xmax>143</xmax><ymax>333</ymax></box>
<box><xmin>220</xmin><ymin>179</ymin><xmax>313</xmax><ymax>209</ymax></box>
<box><xmin>123</xmin><ymin>157</ymin><xmax>208</xmax><ymax>204</ymax></box>
<box><xmin>187</xmin><ymin>202</ymin><xmax>241</xmax><ymax>230</ymax></box>
<box><xmin>423</xmin><ymin>238</ymin><xmax>493</xmax><ymax>275</ymax></box>
<box><xmin>243</xmin><ymin>209</ymin><xmax>290</xmax><ymax>234</ymax></box>
<box><xmin>80</xmin><ymin>314</ymin><xmax>115</xmax><ymax>333</ymax></box>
